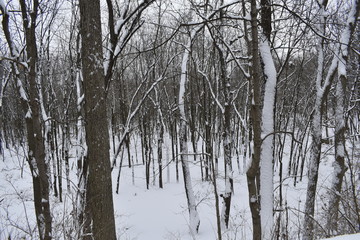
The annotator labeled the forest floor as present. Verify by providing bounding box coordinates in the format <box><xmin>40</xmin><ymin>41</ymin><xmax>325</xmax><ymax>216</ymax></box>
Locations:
<box><xmin>0</xmin><ymin>138</ymin><xmax>358</xmax><ymax>239</ymax></box>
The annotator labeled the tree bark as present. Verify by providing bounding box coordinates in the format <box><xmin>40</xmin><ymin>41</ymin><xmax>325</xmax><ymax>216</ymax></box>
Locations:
<box><xmin>303</xmin><ymin>2</ymin><xmax>334</xmax><ymax>239</ymax></box>
<box><xmin>178</xmin><ymin>29</ymin><xmax>201</xmax><ymax>235</ymax></box>
<box><xmin>16</xmin><ymin>1</ymin><xmax>53</xmax><ymax>239</ymax></box>
<box><xmin>214</xmin><ymin>0</ymin><xmax>233</xmax><ymax>229</ymax></box>
<box><xmin>326</xmin><ymin>0</ymin><xmax>359</xmax><ymax>235</ymax></box>
<box><xmin>79</xmin><ymin>0</ymin><xmax>116</xmax><ymax>239</ymax></box>
<box><xmin>246</xmin><ymin>0</ymin><xmax>262</xmax><ymax>239</ymax></box>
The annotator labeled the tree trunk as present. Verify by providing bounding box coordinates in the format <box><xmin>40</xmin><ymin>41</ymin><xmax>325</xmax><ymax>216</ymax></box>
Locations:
<box><xmin>326</xmin><ymin>0</ymin><xmax>359</xmax><ymax>235</ymax></box>
<box><xmin>246</xmin><ymin>0</ymin><xmax>262</xmax><ymax>239</ymax></box>
<box><xmin>79</xmin><ymin>0</ymin><xmax>116</xmax><ymax>239</ymax></box>
<box><xmin>303</xmin><ymin>2</ymin><xmax>333</xmax><ymax>239</ymax></box>
<box><xmin>327</xmin><ymin>77</ymin><xmax>347</xmax><ymax>235</ymax></box>
<box><xmin>178</xmin><ymin>29</ymin><xmax>201</xmax><ymax>234</ymax></box>
<box><xmin>213</xmin><ymin>0</ymin><xmax>234</xmax><ymax>229</ymax></box>
<box><xmin>18</xmin><ymin>1</ymin><xmax>52</xmax><ymax>239</ymax></box>
<box><xmin>258</xmin><ymin>0</ymin><xmax>277</xmax><ymax>237</ymax></box>
<box><xmin>157</xmin><ymin>115</ymin><xmax>164</xmax><ymax>189</ymax></box>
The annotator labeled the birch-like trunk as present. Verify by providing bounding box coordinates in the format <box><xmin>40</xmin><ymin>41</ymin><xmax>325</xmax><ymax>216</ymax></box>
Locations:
<box><xmin>179</xmin><ymin>30</ymin><xmax>200</xmax><ymax>234</ymax></box>
<box><xmin>258</xmin><ymin>0</ymin><xmax>276</xmax><ymax>237</ymax></box>
<box><xmin>259</xmin><ymin>33</ymin><xmax>276</xmax><ymax>239</ymax></box>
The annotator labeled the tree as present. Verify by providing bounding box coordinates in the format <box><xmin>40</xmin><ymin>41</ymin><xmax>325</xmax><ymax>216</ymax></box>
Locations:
<box><xmin>326</xmin><ymin>0</ymin><xmax>359</xmax><ymax>235</ymax></box>
<box><xmin>303</xmin><ymin>1</ymin><xmax>359</xmax><ymax>239</ymax></box>
<box><xmin>246</xmin><ymin>0</ymin><xmax>265</xmax><ymax>239</ymax></box>
<box><xmin>178</xmin><ymin>26</ymin><xmax>201</xmax><ymax>235</ymax></box>
<box><xmin>79</xmin><ymin>0</ymin><xmax>116</xmax><ymax>239</ymax></box>
<box><xmin>2</xmin><ymin>0</ymin><xmax>360</xmax><ymax>239</ymax></box>
<box><xmin>245</xmin><ymin>0</ymin><xmax>278</xmax><ymax>239</ymax></box>
<box><xmin>258</xmin><ymin>0</ymin><xmax>277</xmax><ymax>238</ymax></box>
<box><xmin>1</xmin><ymin>1</ymin><xmax>52</xmax><ymax>239</ymax></box>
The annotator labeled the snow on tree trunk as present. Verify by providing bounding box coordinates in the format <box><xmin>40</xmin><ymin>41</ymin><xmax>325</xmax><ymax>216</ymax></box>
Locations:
<box><xmin>221</xmin><ymin>95</ymin><xmax>233</xmax><ymax>229</ymax></box>
<box><xmin>246</xmin><ymin>0</ymin><xmax>263</xmax><ymax>239</ymax></box>
<box><xmin>303</xmin><ymin>90</ymin><xmax>324</xmax><ymax>240</ymax></box>
<box><xmin>327</xmin><ymin>69</ymin><xmax>347</xmax><ymax>235</ymax></box>
<box><xmin>259</xmin><ymin>33</ymin><xmax>276</xmax><ymax>239</ymax></box>
<box><xmin>214</xmin><ymin>1</ymin><xmax>234</xmax><ymax>229</ymax></box>
<box><xmin>303</xmin><ymin>1</ymin><xmax>335</xmax><ymax>239</ymax></box>
<box><xmin>156</xmin><ymin>88</ymin><xmax>165</xmax><ymax>189</ymax></box>
<box><xmin>303</xmin><ymin>1</ymin><xmax>359</xmax><ymax>238</ymax></box>
<box><xmin>178</xmin><ymin>29</ymin><xmax>200</xmax><ymax>235</ymax></box>
<box><xmin>303</xmin><ymin>23</ymin><xmax>326</xmax><ymax>240</ymax></box>
<box><xmin>327</xmin><ymin>0</ymin><xmax>359</xmax><ymax>234</ymax></box>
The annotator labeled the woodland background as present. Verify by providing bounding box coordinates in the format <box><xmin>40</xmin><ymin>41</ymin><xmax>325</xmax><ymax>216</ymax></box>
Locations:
<box><xmin>0</xmin><ymin>0</ymin><xmax>359</xmax><ymax>239</ymax></box>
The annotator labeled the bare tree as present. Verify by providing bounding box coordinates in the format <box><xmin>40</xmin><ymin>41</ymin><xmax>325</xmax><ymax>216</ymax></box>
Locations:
<box><xmin>326</xmin><ymin>0</ymin><xmax>359</xmax><ymax>235</ymax></box>
<box><xmin>1</xmin><ymin>1</ymin><xmax>52</xmax><ymax>239</ymax></box>
<box><xmin>302</xmin><ymin>0</ymin><xmax>359</xmax><ymax>239</ymax></box>
<box><xmin>178</xmin><ymin>26</ymin><xmax>201</xmax><ymax>235</ymax></box>
<box><xmin>246</xmin><ymin>0</ymin><xmax>264</xmax><ymax>239</ymax></box>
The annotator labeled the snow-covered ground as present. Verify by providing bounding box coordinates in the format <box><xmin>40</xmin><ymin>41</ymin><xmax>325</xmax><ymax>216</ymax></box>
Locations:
<box><xmin>114</xmin><ymin>160</ymin><xmax>251</xmax><ymax>240</ymax></box>
<box><xmin>322</xmin><ymin>233</ymin><xmax>360</xmax><ymax>240</ymax></box>
<box><xmin>0</xmin><ymin>136</ymin><xmax>358</xmax><ymax>239</ymax></box>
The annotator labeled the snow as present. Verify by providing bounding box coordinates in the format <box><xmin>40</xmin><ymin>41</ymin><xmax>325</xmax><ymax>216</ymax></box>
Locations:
<box><xmin>17</xmin><ymin>79</ymin><xmax>28</xmax><ymax>102</ymax></box>
<box><xmin>0</xmin><ymin>133</ymin><xmax>359</xmax><ymax>239</ymax></box>
<box><xmin>339</xmin><ymin>0</ymin><xmax>357</xmax><ymax>59</ymax></box>
<box><xmin>113</xmin><ymin>153</ymin><xmax>250</xmax><ymax>240</ymax></box>
<box><xmin>259</xmin><ymin>32</ymin><xmax>277</xmax><ymax>239</ymax></box>
<box><xmin>178</xmin><ymin>43</ymin><xmax>190</xmax><ymax>115</ymax></box>
<box><xmin>25</xmin><ymin>109</ymin><xmax>32</xmax><ymax>119</ymax></box>
<box><xmin>322</xmin><ymin>233</ymin><xmax>360</xmax><ymax>240</ymax></box>
<box><xmin>114</xmin><ymin>19</ymin><xmax>125</xmax><ymax>36</ymax></box>
<box><xmin>77</xmin><ymin>94</ymin><xmax>84</xmax><ymax>106</ymax></box>
<box><xmin>0</xmin><ymin>0</ymin><xmax>7</xmax><ymax>14</ymax></box>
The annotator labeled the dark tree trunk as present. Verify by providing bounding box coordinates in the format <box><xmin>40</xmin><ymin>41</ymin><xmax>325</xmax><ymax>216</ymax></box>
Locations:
<box><xmin>246</xmin><ymin>0</ymin><xmax>262</xmax><ymax>239</ymax></box>
<box><xmin>158</xmin><ymin>120</ymin><xmax>164</xmax><ymax>189</ymax></box>
<box><xmin>18</xmin><ymin>1</ymin><xmax>52</xmax><ymax>239</ymax></box>
<box><xmin>79</xmin><ymin>0</ymin><xmax>116</xmax><ymax>239</ymax></box>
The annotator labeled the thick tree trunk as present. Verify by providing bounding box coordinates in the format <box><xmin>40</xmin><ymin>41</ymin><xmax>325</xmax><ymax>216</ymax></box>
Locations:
<box><xmin>79</xmin><ymin>0</ymin><xmax>116</xmax><ymax>239</ymax></box>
